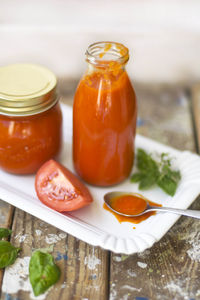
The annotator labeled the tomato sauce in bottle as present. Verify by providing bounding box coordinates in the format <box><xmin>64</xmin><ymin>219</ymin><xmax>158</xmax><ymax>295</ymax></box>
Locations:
<box><xmin>73</xmin><ymin>42</ymin><xmax>137</xmax><ymax>186</ymax></box>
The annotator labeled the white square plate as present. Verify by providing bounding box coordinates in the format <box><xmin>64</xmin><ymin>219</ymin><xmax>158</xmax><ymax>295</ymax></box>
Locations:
<box><xmin>1</xmin><ymin>104</ymin><xmax>200</xmax><ymax>254</ymax></box>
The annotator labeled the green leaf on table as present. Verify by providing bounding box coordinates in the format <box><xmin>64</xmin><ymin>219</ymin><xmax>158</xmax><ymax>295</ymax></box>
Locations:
<box><xmin>0</xmin><ymin>228</ymin><xmax>12</xmax><ymax>239</ymax></box>
<box><xmin>29</xmin><ymin>250</ymin><xmax>61</xmax><ymax>296</ymax></box>
<box><xmin>0</xmin><ymin>241</ymin><xmax>21</xmax><ymax>268</ymax></box>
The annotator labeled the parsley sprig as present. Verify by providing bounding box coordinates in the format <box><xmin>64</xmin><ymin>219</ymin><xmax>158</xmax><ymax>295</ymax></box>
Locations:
<box><xmin>131</xmin><ymin>148</ymin><xmax>181</xmax><ymax>196</ymax></box>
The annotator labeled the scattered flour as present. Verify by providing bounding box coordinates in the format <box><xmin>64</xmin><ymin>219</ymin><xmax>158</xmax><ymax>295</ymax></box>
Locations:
<box><xmin>187</xmin><ymin>231</ymin><xmax>200</xmax><ymax>262</ymax></box>
<box><xmin>110</xmin><ymin>283</ymin><xmax>117</xmax><ymax>300</ymax></box>
<box><xmin>35</xmin><ymin>229</ymin><xmax>42</xmax><ymax>236</ymax></box>
<box><xmin>121</xmin><ymin>285</ymin><xmax>142</xmax><ymax>292</ymax></box>
<box><xmin>164</xmin><ymin>281</ymin><xmax>191</xmax><ymax>300</ymax></box>
<box><xmin>59</xmin><ymin>233</ymin><xmax>67</xmax><ymax>239</ymax></box>
<box><xmin>127</xmin><ymin>269</ymin><xmax>136</xmax><ymax>277</ymax></box>
<box><xmin>2</xmin><ymin>257</ymin><xmax>49</xmax><ymax>300</ymax></box>
<box><xmin>113</xmin><ymin>256</ymin><xmax>122</xmax><ymax>262</ymax></box>
<box><xmin>45</xmin><ymin>233</ymin><xmax>66</xmax><ymax>244</ymax></box>
<box><xmin>84</xmin><ymin>254</ymin><xmax>101</xmax><ymax>270</ymax></box>
<box><xmin>15</xmin><ymin>233</ymin><xmax>28</xmax><ymax>243</ymax></box>
<box><xmin>113</xmin><ymin>255</ymin><xmax>128</xmax><ymax>262</ymax></box>
<box><xmin>137</xmin><ymin>261</ymin><xmax>147</xmax><ymax>269</ymax></box>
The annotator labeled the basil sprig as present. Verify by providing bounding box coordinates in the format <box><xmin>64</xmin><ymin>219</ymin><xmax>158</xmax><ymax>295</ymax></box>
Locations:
<box><xmin>0</xmin><ymin>241</ymin><xmax>21</xmax><ymax>268</ymax></box>
<box><xmin>29</xmin><ymin>251</ymin><xmax>61</xmax><ymax>296</ymax></box>
<box><xmin>131</xmin><ymin>148</ymin><xmax>181</xmax><ymax>196</ymax></box>
<box><xmin>0</xmin><ymin>228</ymin><xmax>12</xmax><ymax>239</ymax></box>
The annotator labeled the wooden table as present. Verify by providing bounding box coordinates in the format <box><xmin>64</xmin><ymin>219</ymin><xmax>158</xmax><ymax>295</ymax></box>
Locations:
<box><xmin>1</xmin><ymin>82</ymin><xmax>200</xmax><ymax>300</ymax></box>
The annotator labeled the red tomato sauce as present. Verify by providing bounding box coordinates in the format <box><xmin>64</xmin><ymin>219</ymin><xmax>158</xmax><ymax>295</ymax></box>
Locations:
<box><xmin>0</xmin><ymin>103</ymin><xmax>62</xmax><ymax>174</ymax></box>
<box><xmin>73</xmin><ymin>64</ymin><xmax>137</xmax><ymax>186</ymax></box>
<box><xmin>103</xmin><ymin>194</ymin><xmax>162</xmax><ymax>224</ymax></box>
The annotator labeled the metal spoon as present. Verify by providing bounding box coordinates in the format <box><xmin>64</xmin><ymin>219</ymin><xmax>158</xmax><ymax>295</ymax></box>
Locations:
<box><xmin>104</xmin><ymin>191</ymin><xmax>200</xmax><ymax>219</ymax></box>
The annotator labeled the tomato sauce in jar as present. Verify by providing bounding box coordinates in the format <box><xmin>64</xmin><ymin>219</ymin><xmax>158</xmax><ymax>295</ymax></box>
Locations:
<box><xmin>0</xmin><ymin>64</ymin><xmax>62</xmax><ymax>174</ymax></box>
<box><xmin>73</xmin><ymin>42</ymin><xmax>137</xmax><ymax>186</ymax></box>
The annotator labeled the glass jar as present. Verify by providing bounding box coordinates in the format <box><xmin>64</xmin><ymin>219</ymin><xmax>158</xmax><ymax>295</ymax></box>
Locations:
<box><xmin>0</xmin><ymin>64</ymin><xmax>62</xmax><ymax>174</ymax></box>
<box><xmin>73</xmin><ymin>42</ymin><xmax>137</xmax><ymax>186</ymax></box>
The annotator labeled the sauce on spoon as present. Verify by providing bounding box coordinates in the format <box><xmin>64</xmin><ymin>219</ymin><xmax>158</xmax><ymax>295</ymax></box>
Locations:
<box><xmin>103</xmin><ymin>193</ymin><xmax>162</xmax><ymax>224</ymax></box>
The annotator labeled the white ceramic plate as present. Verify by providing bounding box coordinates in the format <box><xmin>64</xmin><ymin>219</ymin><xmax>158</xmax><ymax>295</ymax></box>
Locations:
<box><xmin>0</xmin><ymin>104</ymin><xmax>200</xmax><ymax>254</ymax></box>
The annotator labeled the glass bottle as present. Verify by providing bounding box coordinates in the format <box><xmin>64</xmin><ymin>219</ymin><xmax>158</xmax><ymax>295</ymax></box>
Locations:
<box><xmin>73</xmin><ymin>42</ymin><xmax>137</xmax><ymax>186</ymax></box>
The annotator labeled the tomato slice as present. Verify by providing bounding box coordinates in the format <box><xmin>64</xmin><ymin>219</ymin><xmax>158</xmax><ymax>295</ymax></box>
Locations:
<box><xmin>35</xmin><ymin>160</ymin><xmax>93</xmax><ymax>212</ymax></box>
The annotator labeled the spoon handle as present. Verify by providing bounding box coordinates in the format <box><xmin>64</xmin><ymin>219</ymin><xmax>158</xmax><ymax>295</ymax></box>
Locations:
<box><xmin>150</xmin><ymin>206</ymin><xmax>200</xmax><ymax>219</ymax></box>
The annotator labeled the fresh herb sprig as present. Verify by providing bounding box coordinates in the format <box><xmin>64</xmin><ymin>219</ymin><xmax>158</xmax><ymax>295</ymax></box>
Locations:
<box><xmin>131</xmin><ymin>148</ymin><xmax>181</xmax><ymax>196</ymax></box>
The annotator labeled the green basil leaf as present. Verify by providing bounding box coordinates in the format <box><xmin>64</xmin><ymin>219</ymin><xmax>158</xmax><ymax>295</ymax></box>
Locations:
<box><xmin>0</xmin><ymin>228</ymin><xmax>12</xmax><ymax>239</ymax></box>
<box><xmin>137</xmin><ymin>148</ymin><xmax>159</xmax><ymax>174</ymax></box>
<box><xmin>130</xmin><ymin>173</ymin><xmax>144</xmax><ymax>182</ymax></box>
<box><xmin>138</xmin><ymin>174</ymin><xmax>157</xmax><ymax>190</ymax></box>
<box><xmin>0</xmin><ymin>241</ymin><xmax>21</xmax><ymax>268</ymax></box>
<box><xmin>29</xmin><ymin>251</ymin><xmax>61</xmax><ymax>296</ymax></box>
<box><xmin>131</xmin><ymin>148</ymin><xmax>181</xmax><ymax>196</ymax></box>
<box><xmin>158</xmin><ymin>170</ymin><xmax>181</xmax><ymax>196</ymax></box>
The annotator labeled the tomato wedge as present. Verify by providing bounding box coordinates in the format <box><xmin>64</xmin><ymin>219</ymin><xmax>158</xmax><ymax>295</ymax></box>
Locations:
<box><xmin>35</xmin><ymin>160</ymin><xmax>93</xmax><ymax>212</ymax></box>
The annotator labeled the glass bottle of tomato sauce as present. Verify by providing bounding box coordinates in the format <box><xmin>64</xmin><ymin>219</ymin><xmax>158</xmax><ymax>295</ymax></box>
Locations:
<box><xmin>73</xmin><ymin>42</ymin><xmax>137</xmax><ymax>186</ymax></box>
<box><xmin>0</xmin><ymin>64</ymin><xmax>62</xmax><ymax>174</ymax></box>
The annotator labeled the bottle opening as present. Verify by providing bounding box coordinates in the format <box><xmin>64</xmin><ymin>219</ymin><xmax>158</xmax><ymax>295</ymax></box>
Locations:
<box><xmin>86</xmin><ymin>41</ymin><xmax>129</xmax><ymax>66</ymax></box>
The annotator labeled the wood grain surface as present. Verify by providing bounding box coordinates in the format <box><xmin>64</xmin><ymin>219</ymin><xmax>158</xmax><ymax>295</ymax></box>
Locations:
<box><xmin>0</xmin><ymin>82</ymin><xmax>200</xmax><ymax>300</ymax></box>
<box><xmin>110</xmin><ymin>84</ymin><xmax>200</xmax><ymax>300</ymax></box>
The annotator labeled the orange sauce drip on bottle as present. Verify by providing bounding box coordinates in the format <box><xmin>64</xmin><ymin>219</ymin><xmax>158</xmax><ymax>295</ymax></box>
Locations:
<box><xmin>103</xmin><ymin>194</ymin><xmax>162</xmax><ymax>224</ymax></box>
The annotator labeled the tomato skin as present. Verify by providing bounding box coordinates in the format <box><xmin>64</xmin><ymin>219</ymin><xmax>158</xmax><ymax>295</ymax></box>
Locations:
<box><xmin>35</xmin><ymin>160</ymin><xmax>93</xmax><ymax>212</ymax></box>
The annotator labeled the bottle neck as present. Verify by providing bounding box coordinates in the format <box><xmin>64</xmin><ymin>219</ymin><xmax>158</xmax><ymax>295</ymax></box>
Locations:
<box><xmin>85</xmin><ymin>42</ymin><xmax>129</xmax><ymax>69</ymax></box>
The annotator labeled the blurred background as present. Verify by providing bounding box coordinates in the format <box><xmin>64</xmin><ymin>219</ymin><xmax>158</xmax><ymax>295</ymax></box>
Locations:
<box><xmin>1</xmin><ymin>0</ymin><xmax>200</xmax><ymax>85</ymax></box>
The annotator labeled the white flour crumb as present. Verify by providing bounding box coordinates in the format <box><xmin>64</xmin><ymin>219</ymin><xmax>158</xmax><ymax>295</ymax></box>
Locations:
<box><xmin>137</xmin><ymin>261</ymin><xmax>147</xmax><ymax>269</ymax></box>
<box><xmin>84</xmin><ymin>255</ymin><xmax>101</xmax><ymax>270</ymax></box>
<box><xmin>121</xmin><ymin>285</ymin><xmax>142</xmax><ymax>292</ymax></box>
<box><xmin>35</xmin><ymin>229</ymin><xmax>42</xmax><ymax>236</ymax></box>
<box><xmin>113</xmin><ymin>256</ymin><xmax>121</xmax><ymax>262</ymax></box>
<box><xmin>45</xmin><ymin>233</ymin><xmax>61</xmax><ymax>244</ymax></box>
<box><xmin>127</xmin><ymin>269</ymin><xmax>136</xmax><ymax>277</ymax></box>
<box><xmin>59</xmin><ymin>233</ymin><xmax>67</xmax><ymax>239</ymax></box>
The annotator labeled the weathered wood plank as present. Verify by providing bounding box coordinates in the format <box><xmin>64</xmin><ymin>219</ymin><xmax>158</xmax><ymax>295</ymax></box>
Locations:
<box><xmin>0</xmin><ymin>201</ymin><xmax>14</xmax><ymax>296</ymax></box>
<box><xmin>1</xmin><ymin>208</ymin><xmax>109</xmax><ymax>300</ymax></box>
<box><xmin>0</xmin><ymin>93</ymin><xmax>109</xmax><ymax>300</ymax></box>
<box><xmin>110</xmin><ymin>85</ymin><xmax>200</xmax><ymax>300</ymax></box>
<box><xmin>192</xmin><ymin>84</ymin><xmax>200</xmax><ymax>152</ymax></box>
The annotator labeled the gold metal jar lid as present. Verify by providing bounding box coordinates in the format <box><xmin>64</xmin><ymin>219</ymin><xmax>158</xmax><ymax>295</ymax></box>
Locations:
<box><xmin>0</xmin><ymin>63</ymin><xmax>58</xmax><ymax>116</ymax></box>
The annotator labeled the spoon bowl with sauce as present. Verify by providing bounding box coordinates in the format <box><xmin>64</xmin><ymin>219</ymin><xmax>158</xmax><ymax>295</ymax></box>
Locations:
<box><xmin>104</xmin><ymin>192</ymin><xmax>200</xmax><ymax>219</ymax></box>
